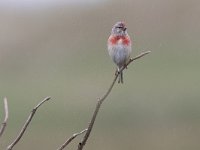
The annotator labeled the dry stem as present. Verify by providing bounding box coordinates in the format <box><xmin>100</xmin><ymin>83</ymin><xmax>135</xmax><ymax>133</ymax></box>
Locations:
<box><xmin>7</xmin><ymin>97</ymin><xmax>51</xmax><ymax>150</ymax></box>
<box><xmin>77</xmin><ymin>51</ymin><xmax>151</xmax><ymax>150</ymax></box>
<box><xmin>57</xmin><ymin>129</ymin><xmax>88</xmax><ymax>150</ymax></box>
<box><xmin>0</xmin><ymin>97</ymin><xmax>9</xmax><ymax>138</ymax></box>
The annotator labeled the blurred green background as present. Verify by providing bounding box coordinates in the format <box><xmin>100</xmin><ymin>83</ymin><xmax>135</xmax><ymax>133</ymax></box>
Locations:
<box><xmin>0</xmin><ymin>0</ymin><xmax>200</xmax><ymax>149</ymax></box>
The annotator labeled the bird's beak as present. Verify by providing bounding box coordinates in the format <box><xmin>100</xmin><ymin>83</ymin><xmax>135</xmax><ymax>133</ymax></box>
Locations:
<box><xmin>123</xmin><ymin>27</ymin><xmax>127</xmax><ymax>31</ymax></box>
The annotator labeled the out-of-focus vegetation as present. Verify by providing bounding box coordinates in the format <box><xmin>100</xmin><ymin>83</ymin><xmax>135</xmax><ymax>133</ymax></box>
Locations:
<box><xmin>0</xmin><ymin>0</ymin><xmax>200</xmax><ymax>149</ymax></box>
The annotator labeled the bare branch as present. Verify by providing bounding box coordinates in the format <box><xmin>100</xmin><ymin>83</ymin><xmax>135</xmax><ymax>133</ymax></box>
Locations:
<box><xmin>77</xmin><ymin>51</ymin><xmax>151</xmax><ymax>150</ymax></box>
<box><xmin>7</xmin><ymin>97</ymin><xmax>51</xmax><ymax>150</ymax></box>
<box><xmin>0</xmin><ymin>97</ymin><xmax>9</xmax><ymax>138</ymax></box>
<box><xmin>57</xmin><ymin>129</ymin><xmax>88</xmax><ymax>150</ymax></box>
<box><xmin>124</xmin><ymin>51</ymin><xmax>151</xmax><ymax>68</ymax></box>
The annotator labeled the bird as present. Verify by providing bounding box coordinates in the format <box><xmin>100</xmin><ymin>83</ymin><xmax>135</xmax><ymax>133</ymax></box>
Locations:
<box><xmin>107</xmin><ymin>21</ymin><xmax>132</xmax><ymax>83</ymax></box>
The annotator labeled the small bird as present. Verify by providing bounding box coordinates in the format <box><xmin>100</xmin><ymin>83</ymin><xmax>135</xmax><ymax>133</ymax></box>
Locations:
<box><xmin>108</xmin><ymin>21</ymin><xmax>132</xmax><ymax>83</ymax></box>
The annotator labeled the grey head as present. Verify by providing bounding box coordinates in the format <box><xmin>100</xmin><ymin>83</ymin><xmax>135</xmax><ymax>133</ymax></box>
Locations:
<box><xmin>111</xmin><ymin>21</ymin><xmax>127</xmax><ymax>36</ymax></box>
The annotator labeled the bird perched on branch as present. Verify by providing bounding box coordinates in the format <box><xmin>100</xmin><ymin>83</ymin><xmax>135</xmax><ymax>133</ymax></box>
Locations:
<box><xmin>108</xmin><ymin>21</ymin><xmax>132</xmax><ymax>83</ymax></box>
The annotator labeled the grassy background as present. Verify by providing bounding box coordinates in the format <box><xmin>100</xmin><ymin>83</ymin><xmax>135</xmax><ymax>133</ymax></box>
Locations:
<box><xmin>0</xmin><ymin>0</ymin><xmax>200</xmax><ymax>149</ymax></box>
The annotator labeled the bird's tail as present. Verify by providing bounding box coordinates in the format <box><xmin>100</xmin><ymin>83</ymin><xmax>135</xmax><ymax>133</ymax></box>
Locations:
<box><xmin>118</xmin><ymin>71</ymin><xmax>123</xmax><ymax>84</ymax></box>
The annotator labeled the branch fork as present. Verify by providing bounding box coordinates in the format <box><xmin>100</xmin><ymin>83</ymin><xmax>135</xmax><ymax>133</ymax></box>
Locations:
<box><xmin>1</xmin><ymin>50</ymin><xmax>150</xmax><ymax>150</ymax></box>
<box><xmin>77</xmin><ymin>50</ymin><xmax>151</xmax><ymax>150</ymax></box>
<box><xmin>7</xmin><ymin>97</ymin><xmax>51</xmax><ymax>150</ymax></box>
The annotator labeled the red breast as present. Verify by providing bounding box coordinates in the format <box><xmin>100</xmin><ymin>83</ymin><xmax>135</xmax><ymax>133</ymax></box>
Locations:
<box><xmin>108</xmin><ymin>35</ymin><xmax>131</xmax><ymax>46</ymax></box>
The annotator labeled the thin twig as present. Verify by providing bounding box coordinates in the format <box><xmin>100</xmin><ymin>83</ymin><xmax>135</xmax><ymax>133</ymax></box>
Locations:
<box><xmin>124</xmin><ymin>51</ymin><xmax>151</xmax><ymax>68</ymax></box>
<box><xmin>77</xmin><ymin>51</ymin><xmax>151</xmax><ymax>150</ymax></box>
<box><xmin>0</xmin><ymin>97</ymin><xmax>9</xmax><ymax>138</ymax></box>
<box><xmin>7</xmin><ymin>97</ymin><xmax>51</xmax><ymax>150</ymax></box>
<box><xmin>57</xmin><ymin>129</ymin><xmax>88</xmax><ymax>150</ymax></box>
